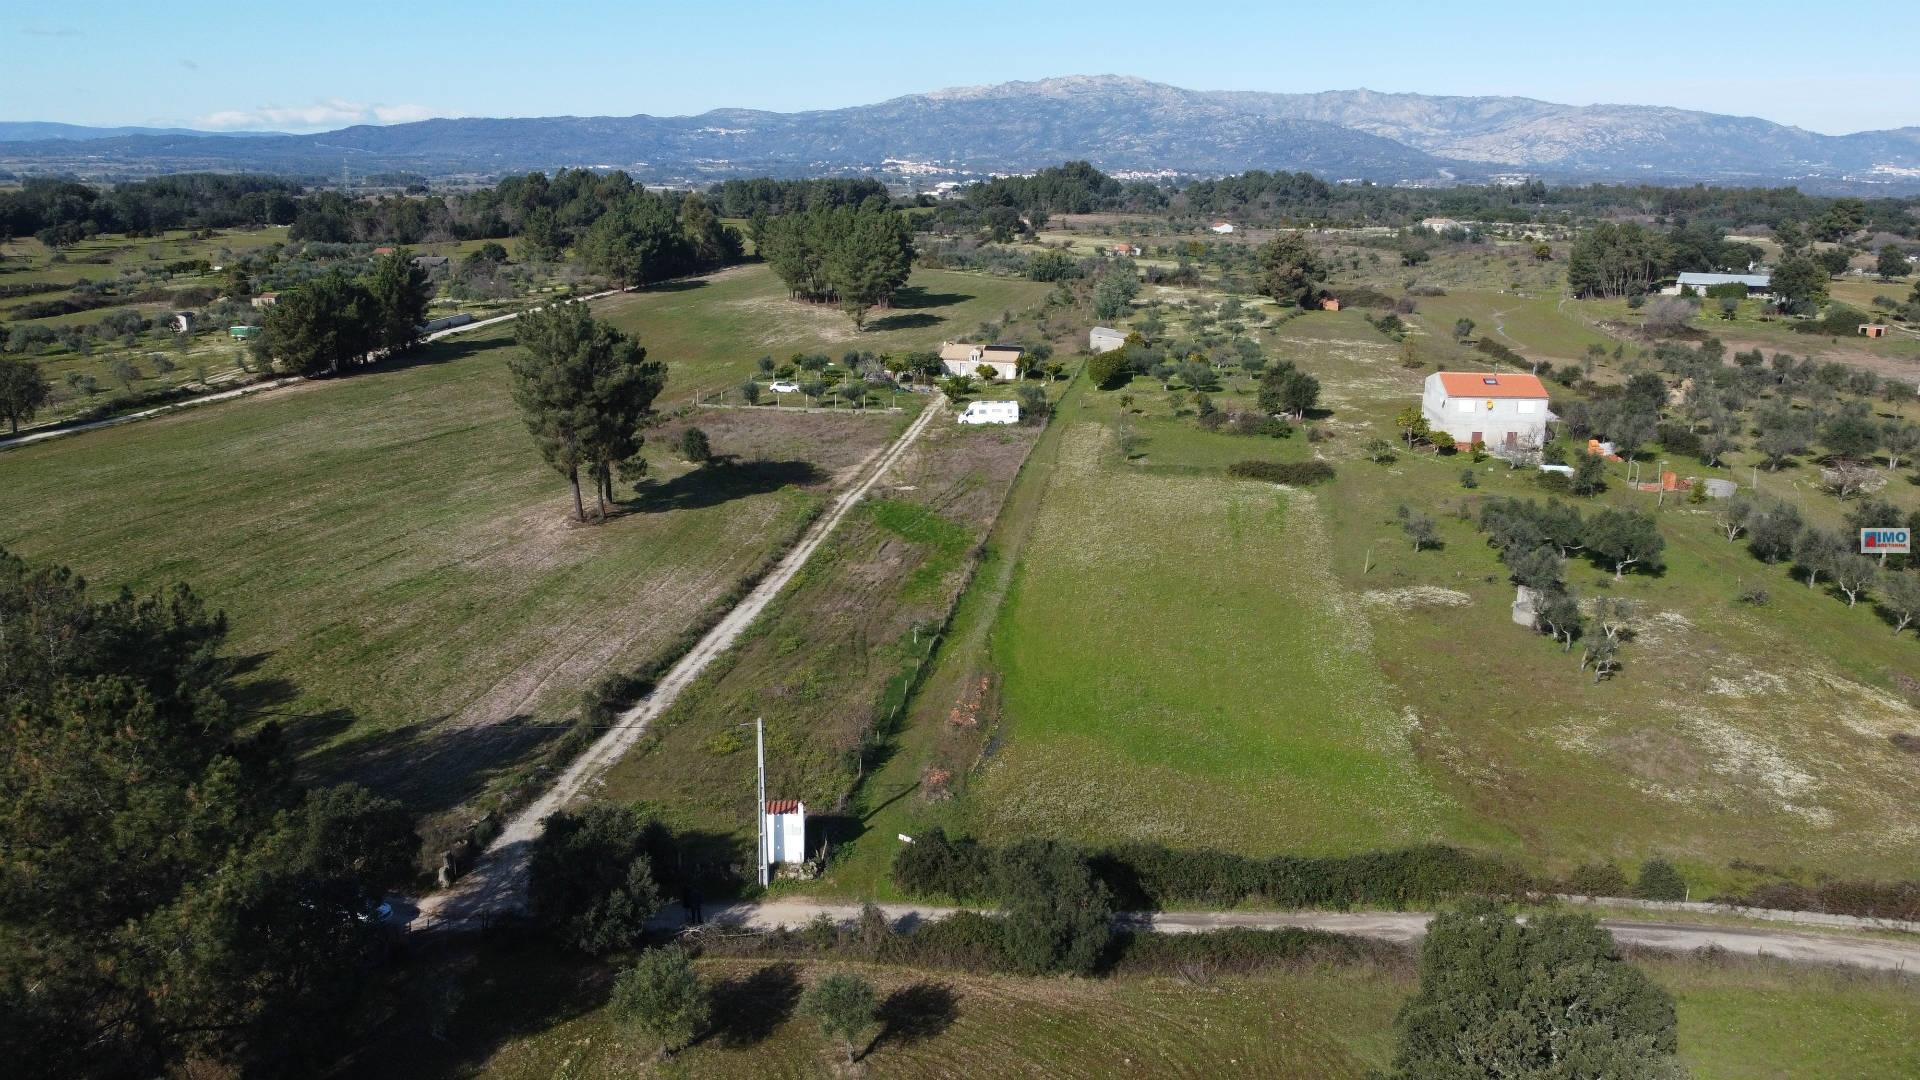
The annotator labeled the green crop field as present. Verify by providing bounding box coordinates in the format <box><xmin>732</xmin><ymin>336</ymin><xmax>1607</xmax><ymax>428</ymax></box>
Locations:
<box><xmin>0</xmin><ymin>266</ymin><xmax>1047</xmax><ymax>840</ymax></box>
<box><xmin>825</xmin><ymin>292</ymin><xmax>1920</xmax><ymax>894</ymax></box>
<box><xmin>350</xmin><ymin>947</ymin><xmax>1920</xmax><ymax>1079</ymax></box>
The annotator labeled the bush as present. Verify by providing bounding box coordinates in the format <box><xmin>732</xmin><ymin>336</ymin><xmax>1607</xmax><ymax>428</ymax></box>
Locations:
<box><xmin>1655</xmin><ymin>423</ymin><xmax>1700</xmax><ymax>457</ymax></box>
<box><xmin>610</xmin><ymin>946</ymin><xmax>709</xmax><ymax>1058</ymax></box>
<box><xmin>1085</xmin><ymin>349</ymin><xmax>1130</xmax><ymax>390</ymax></box>
<box><xmin>529</xmin><ymin>803</ymin><xmax>669</xmax><ymax>954</ymax></box>
<box><xmin>677</xmin><ymin>426</ymin><xmax>712</xmax><ymax>463</ymax></box>
<box><xmin>1226</xmin><ymin>460</ymin><xmax>1335</xmax><ymax>485</ymax></box>
<box><xmin>894</xmin><ymin>833</ymin><xmax>1530</xmax><ymax>912</ymax></box>
<box><xmin>1562</xmin><ymin>862</ymin><xmax>1630</xmax><ymax>897</ymax></box>
<box><xmin>1385</xmin><ymin>901</ymin><xmax>1681</xmax><ymax>1079</ymax></box>
<box><xmin>1634</xmin><ymin>857</ymin><xmax>1687</xmax><ymax>901</ymax></box>
<box><xmin>993</xmin><ymin>839</ymin><xmax>1112</xmax><ymax>975</ymax></box>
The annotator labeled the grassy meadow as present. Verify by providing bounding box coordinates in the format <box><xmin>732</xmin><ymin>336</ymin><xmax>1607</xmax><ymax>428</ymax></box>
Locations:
<box><xmin>820</xmin><ymin>241</ymin><xmax>1920</xmax><ymax>895</ymax></box>
<box><xmin>0</xmin><ymin>264</ymin><xmax>1047</xmax><ymax>839</ymax></box>
<box><xmin>348</xmin><ymin>945</ymin><xmax>1920</xmax><ymax>1079</ymax></box>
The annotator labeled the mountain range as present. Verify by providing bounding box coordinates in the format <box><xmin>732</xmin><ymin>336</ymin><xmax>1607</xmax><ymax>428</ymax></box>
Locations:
<box><xmin>5</xmin><ymin>76</ymin><xmax>1918</xmax><ymax>192</ymax></box>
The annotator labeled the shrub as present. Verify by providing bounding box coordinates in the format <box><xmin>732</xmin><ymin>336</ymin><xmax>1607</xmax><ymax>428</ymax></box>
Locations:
<box><xmin>610</xmin><ymin>946</ymin><xmax>709</xmax><ymax>1059</ymax></box>
<box><xmin>529</xmin><ymin>803</ymin><xmax>669</xmax><ymax>954</ymax></box>
<box><xmin>1562</xmin><ymin>862</ymin><xmax>1630</xmax><ymax>897</ymax></box>
<box><xmin>677</xmin><ymin>426</ymin><xmax>712</xmax><ymax>463</ymax></box>
<box><xmin>1085</xmin><ymin>349</ymin><xmax>1130</xmax><ymax>390</ymax></box>
<box><xmin>896</xmin><ymin>836</ymin><xmax>1530</xmax><ymax>913</ymax></box>
<box><xmin>1459</xmin><ymin>469</ymin><xmax>1478</xmax><ymax>489</ymax></box>
<box><xmin>1634</xmin><ymin>857</ymin><xmax>1687</xmax><ymax>901</ymax></box>
<box><xmin>993</xmin><ymin>840</ymin><xmax>1112</xmax><ymax>976</ymax></box>
<box><xmin>1385</xmin><ymin>901</ymin><xmax>1681</xmax><ymax>1079</ymax></box>
<box><xmin>1226</xmin><ymin>460</ymin><xmax>1335</xmax><ymax>485</ymax></box>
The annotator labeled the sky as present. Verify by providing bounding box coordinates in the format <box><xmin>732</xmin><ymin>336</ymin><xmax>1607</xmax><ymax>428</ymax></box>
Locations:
<box><xmin>5</xmin><ymin>1</ymin><xmax>1916</xmax><ymax>135</ymax></box>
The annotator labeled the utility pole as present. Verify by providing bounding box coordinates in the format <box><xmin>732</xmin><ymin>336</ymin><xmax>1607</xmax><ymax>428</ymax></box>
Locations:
<box><xmin>755</xmin><ymin>716</ymin><xmax>768</xmax><ymax>888</ymax></box>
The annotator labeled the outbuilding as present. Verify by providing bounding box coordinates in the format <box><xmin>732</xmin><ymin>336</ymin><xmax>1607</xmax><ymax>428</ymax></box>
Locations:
<box><xmin>1209</xmin><ymin>222</ymin><xmax>1235</xmax><ymax>234</ymax></box>
<box><xmin>1088</xmin><ymin>326</ymin><xmax>1127</xmax><ymax>353</ymax></box>
<box><xmin>1860</xmin><ymin>324</ymin><xmax>1888</xmax><ymax>338</ymax></box>
<box><xmin>1421</xmin><ymin>371</ymin><xmax>1554</xmax><ymax>455</ymax></box>
<box><xmin>1662</xmin><ymin>272</ymin><xmax>1772</xmax><ymax>298</ymax></box>
<box><xmin>763</xmin><ymin>799</ymin><xmax>807</xmax><ymax>867</ymax></box>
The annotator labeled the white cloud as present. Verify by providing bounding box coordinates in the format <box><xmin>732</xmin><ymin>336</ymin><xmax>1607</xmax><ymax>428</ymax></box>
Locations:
<box><xmin>195</xmin><ymin>99</ymin><xmax>448</xmax><ymax>132</ymax></box>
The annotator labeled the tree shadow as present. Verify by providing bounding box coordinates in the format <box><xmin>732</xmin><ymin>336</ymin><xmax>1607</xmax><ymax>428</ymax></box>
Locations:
<box><xmin>298</xmin><ymin>713</ymin><xmax>568</xmax><ymax>817</ymax></box>
<box><xmin>344</xmin><ymin>935</ymin><xmax>612</xmax><ymax>1079</ymax></box>
<box><xmin>871</xmin><ymin>982</ymin><xmax>958</xmax><ymax>1054</ymax></box>
<box><xmin>641</xmin><ymin>278</ymin><xmax>710</xmax><ymax>294</ymax></box>
<box><xmin>889</xmin><ymin>286</ymin><xmax>973</xmax><ymax>311</ymax></box>
<box><xmin>867</xmin><ymin>312</ymin><xmax>943</xmax><ymax>332</ymax></box>
<box><xmin>631</xmin><ymin>459</ymin><xmax>824</xmax><ymax>513</ymax></box>
<box><xmin>704</xmin><ymin>962</ymin><xmax>803</xmax><ymax>1049</ymax></box>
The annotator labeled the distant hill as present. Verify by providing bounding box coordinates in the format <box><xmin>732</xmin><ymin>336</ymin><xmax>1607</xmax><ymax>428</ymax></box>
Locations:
<box><xmin>0</xmin><ymin>121</ymin><xmax>284</xmax><ymax>141</ymax></box>
<box><xmin>4</xmin><ymin>77</ymin><xmax>1916</xmax><ymax>191</ymax></box>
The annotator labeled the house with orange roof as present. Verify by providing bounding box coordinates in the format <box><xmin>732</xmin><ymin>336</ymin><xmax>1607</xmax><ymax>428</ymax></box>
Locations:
<box><xmin>1421</xmin><ymin>370</ymin><xmax>1554</xmax><ymax>455</ymax></box>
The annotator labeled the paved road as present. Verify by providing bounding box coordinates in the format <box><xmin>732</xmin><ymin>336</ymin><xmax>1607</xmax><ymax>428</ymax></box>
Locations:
<box><xmin>412</xmin><ymin>398</ymin><xmax>947</xmax><ymax>932</ymax></box>
<box><xmin>680</xmin><ymin>900</ymin><xmax>1920</xmax><ymax>974</ymax></box>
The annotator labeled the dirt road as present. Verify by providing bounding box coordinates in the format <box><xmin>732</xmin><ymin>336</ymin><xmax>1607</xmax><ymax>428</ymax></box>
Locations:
<box><xmin>411</xmin><ymin>398</ymin><xmax>946</xmax><ymax>931</ymax></box>
<box><xmin>688</xmin><ymin>899</ymin><xmax>1920</xmax><ymax>974</ymax></box>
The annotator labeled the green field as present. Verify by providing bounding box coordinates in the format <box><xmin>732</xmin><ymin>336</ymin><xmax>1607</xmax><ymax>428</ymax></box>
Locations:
<box><xmin>0</xmin><ymin>265</ymin><xmax>1049</xmax><ymax>843</ymax></box>
<box><xmin>821</xmin><ymin>288</ymin><xmax>1920</xmax><ymax>893</ymax></box>
<box><xmin>351</xmin><ymin>947</ymin><xmax>1920</xmax><ymax>1079</ymax></box>
<box><xmin>599</xmin><ymin>413</ymin><xmax>1047</xmax><ymax>855</ymax></box>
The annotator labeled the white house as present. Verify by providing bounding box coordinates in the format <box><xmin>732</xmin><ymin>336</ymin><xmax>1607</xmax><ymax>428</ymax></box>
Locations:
<box><xmin>1209</xmin><ymin>222</ymin><xmax>1235</xmax><ymax>234</ymax></box>
<box><xmin>763</xmin><ymin>799</ymin><xmax>807</xmax><ymax>867</ymax></box>
<box><xmin>1088</xmin><ymin>326</ymin><xmax>1127</xmax><ymax>353</ymax></box>
<box><xmin>957</xmin><ymin>400</ymin><xmax>1020</xmax><ymax>425</ymax></box>
<box><xmin>1420</xmin><ymin>371</ymin><xmax>1554</xmax><ymax>454</ymax></box>
<box><xmin>939</xmin><ymin>341</ymin><xmax>1023</xmax><ymax>380</ymax></box>
<box><xmin>1662</xmin><ymin>272</ymin><xmax>1772</xmax><ymax>298</ymax></box>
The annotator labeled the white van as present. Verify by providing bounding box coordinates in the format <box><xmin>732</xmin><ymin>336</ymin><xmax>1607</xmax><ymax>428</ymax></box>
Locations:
<box><xmin>957</xmin><ymin>400</ymin><xmax>1020</xmax><ymax>425</ymax></box>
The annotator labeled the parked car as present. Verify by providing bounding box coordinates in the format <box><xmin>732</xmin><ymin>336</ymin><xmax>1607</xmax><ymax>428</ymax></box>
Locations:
<box><xmin>769</xmin><ymin>380</ymin><xmax>800</xmax><ymax>394</ymax></box>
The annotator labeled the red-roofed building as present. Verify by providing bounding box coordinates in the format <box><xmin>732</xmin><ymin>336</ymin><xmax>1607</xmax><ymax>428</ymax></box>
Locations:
<box><xmin>763</xmin><ymin>799</ymin><xmax>807</xmax><ymax>867</ymax></box>
<box><xmin>1422</xmin><ymin>371</ymin><xmax>1554</xmax><ymax>455</ymax></box>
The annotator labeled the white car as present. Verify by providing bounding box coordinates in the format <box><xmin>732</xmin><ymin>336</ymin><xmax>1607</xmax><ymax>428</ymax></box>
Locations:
<box><xmin>769</xmin><ymin>380</ymin><xmax>800</xmax><ymax>394</ymax></box>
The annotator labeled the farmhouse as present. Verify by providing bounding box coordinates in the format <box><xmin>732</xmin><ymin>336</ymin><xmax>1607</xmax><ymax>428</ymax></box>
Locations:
<box><xmin>940</xmin><ymin>341</ymin><xmax>1023</xmax><ymax>380</ymax></box>
<box><xmin>1420</xmin><ymin>217</ymin><xmax>1464</xmax><ymax>232</ymax></box>
<box><xmin>1109</xmin><ymin>243</ymin><xmax>1141</xmax><ymax>257</ymax></box>
<box><xmin>1421</xmin><ymin>371</ymin><xmax>1554</xmax><ymax>454</ymax></box>
<box><xmin>1662</xmin><ymin>272</ymin><xmax>1772</xmax><ymax>298</ymax></box>
<box><xmin>1089</xmin><ymin>326</ymin><xmax>1127</xmax><ymax>353</ymax></box>
<box><xmin>250</xmin><ymin>292</ymin><xmax>279</xmax><ymax>308</ymax></box>
<box><xmin>169</xmin><ymin>312</ymin><xmax>195</xmax><ymax>334</ymax></box>
<box><xmin>762</xmin><ymin>799</ymin><xmax>807</xmax><ymax>867</ymax></box>
<box><xmin>1209</xmin><ymin>222</ymin><xmax>1235</xmax><ymax>234</ymax></box>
